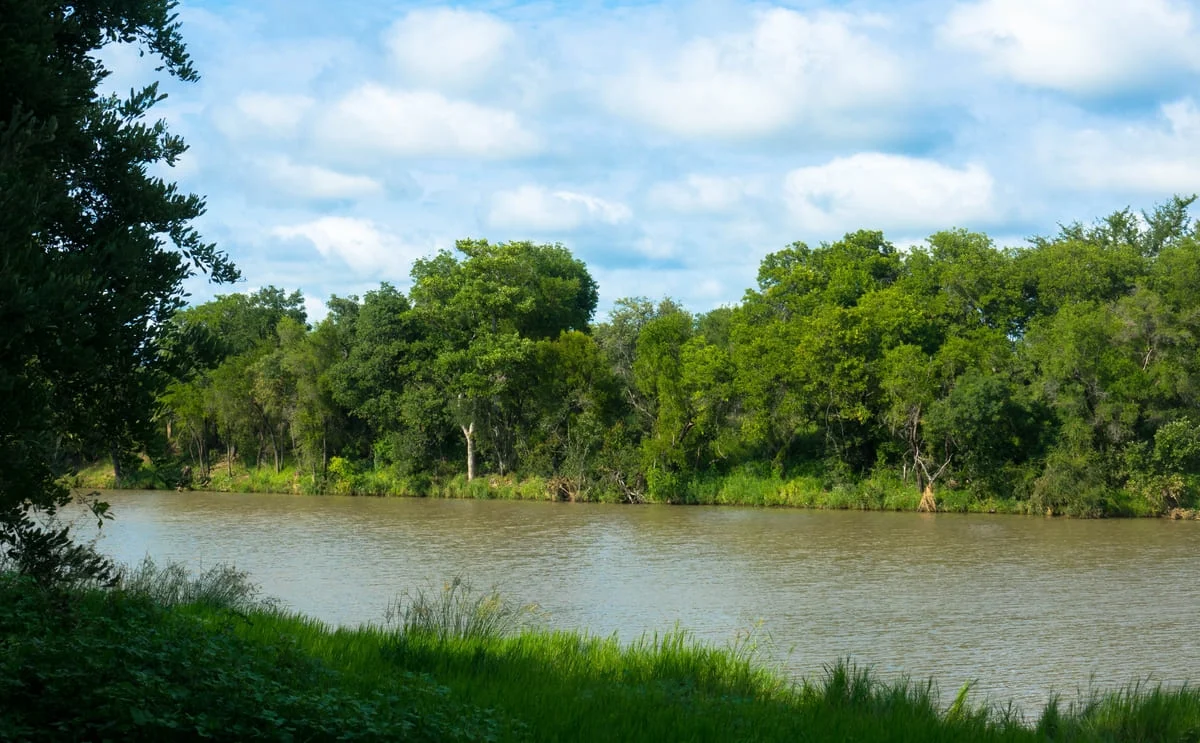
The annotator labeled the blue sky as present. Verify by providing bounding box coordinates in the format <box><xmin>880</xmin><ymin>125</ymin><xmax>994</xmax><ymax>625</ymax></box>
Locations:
<box><xmin>107</xmin><ymin>0</ymin><xmax>1200</xmax><ymax>321</ymax></box>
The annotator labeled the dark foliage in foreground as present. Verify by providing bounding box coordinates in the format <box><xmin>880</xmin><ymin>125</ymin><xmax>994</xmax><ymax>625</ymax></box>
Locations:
<box><xmin>0</xmin><ymin>574</ymin><xmax>503</xmax><ymax>742</ymax></box>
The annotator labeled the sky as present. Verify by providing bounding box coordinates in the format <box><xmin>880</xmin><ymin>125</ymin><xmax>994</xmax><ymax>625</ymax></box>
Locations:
<box><xmin>105</xmin><ymin>0</ymin><xmax>1200</xmax><ymax>322</ymax></box>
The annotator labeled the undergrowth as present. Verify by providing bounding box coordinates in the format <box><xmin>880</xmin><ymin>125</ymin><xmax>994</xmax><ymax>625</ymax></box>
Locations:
<box><xmin>0</xmin><ymin>572</ymin><xmax>506</xmax><ymax>742</ymax></box>
<box><xmin>6</xmin><ymin>563</ymin><xmax>1200</xmax><ymax>742</ymax></box>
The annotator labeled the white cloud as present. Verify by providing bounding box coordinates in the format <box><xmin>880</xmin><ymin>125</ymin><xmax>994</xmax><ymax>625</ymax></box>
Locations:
<box><xmin>647</xmin><ymin>175</ymin><xmax>763</xmax><ymax>213</ymax></box>
<box><xmin>180</xmin><ymin>8</ymin><xmax>352</xmax><ymax>89</ymax></box>
<box><xmin>1041</xmin><ymin>98</ymin><xmax>1200</xmax><ymax>192</ymax></box>
<box><xmin>272</xmin><ymin>217</ymin><xmax>432</xmax><ymax>276</ymax></box>
<box><xmin>487</xmin><ymin>185</ymin><xmax>632</xmax><ymax>232</ymax></box>
<box><xmin>315</xmin><ymin>85</ymin><xmax>538</xmax><ymax>158</ymax></box>
<box><xmin>230</xmin><ymin>93</ymin><xmax>315</xmax><ymax>135</ymax></box>
<box><xmin>607</xmin><ymin>9</ymin><xmax>904</xmax><ymax>138</ymax></box>
<box><xmin>633</xmin><ymin>236</ymin><xmax>678</xmax><ymax>260</ymax></box>
<box><xmin>303</xmin><ymin>296</ymin><xmax>329</xmax><ymax>324</ymax></box>
<box><xmin>941</xmin><ymin>0</ymin><xmax>1200</xmax><ymax>95</ymax></box>
<box><xmin>386</xmin><ymin>8</ymin><xmax>514</xmax><ymax>88</ymax></box>
<box><xmin>258</xmin><ymin>156</ymin><xmax>384</xmax><ymax>200</ymax></box>
<box><xmin>592</xmin><ymin>266</ymin><xmax>734</xmax><ymax>311</ymax></box>
<box><xmin>783</xmin><ymin>153</ymin><xmax>995</xmax><ymax>234</ymax></box>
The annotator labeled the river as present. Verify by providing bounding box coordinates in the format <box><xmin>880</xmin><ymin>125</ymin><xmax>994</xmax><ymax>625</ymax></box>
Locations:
<box><xmin>84</xmin><ymin>490</ymin><xmax>1200</xmax><ymax>713</ymax></box>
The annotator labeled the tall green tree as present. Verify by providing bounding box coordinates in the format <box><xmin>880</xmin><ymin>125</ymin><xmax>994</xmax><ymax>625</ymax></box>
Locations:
<box><xmin>1</xmin><ymin>0</ymin><xmax>236</xmax><ymax>575</ymax></box>
<box><xmin>409</xmin><ymin>240</ymin><xmax>598</xmax><ymax>480</ymax></box>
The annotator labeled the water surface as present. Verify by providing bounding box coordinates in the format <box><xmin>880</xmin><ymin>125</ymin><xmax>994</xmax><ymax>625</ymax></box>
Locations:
<box><xmin>86</xmin><ymin>490</ymin><xmax>1200</xmax><ymax>712</ymax></box>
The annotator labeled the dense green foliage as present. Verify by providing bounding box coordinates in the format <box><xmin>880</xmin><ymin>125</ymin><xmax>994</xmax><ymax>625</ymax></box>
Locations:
<box><xmin>0</xmin><ymin>572</ymin><xmax>503</xmax><ymax>741</ymax></box>
<box><xmin>0</xmin><ymin>0</ymin><xmax>235</xmax><ymax>571</ymax></box>
<box><xmin>4</xmin><ymin>569</ymin><xmax>1200</xmax><ymax>742</ymax></box>
<box><xmin>142</xmin><ymin>200</ymin><xmax>1200</xmax><ymax>516</ymax></box>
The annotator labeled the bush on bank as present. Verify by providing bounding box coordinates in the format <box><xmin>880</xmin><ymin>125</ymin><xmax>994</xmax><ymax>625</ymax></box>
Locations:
<box><xmin>72</xmin><ymin>457</ymin><xmax>1052</xmax><ymax>514</ymax></box>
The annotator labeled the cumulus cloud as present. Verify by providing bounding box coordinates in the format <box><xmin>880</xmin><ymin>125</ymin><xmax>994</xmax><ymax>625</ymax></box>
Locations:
<box><xmin>385</xmin><ymin>8</ymin><xmax>515</xmax><ymax>88</ymax></box>
<box><xmin>272</xmin><ymin>217</ymin><xmax>433</xmax><ymax>276</ymax></box>
<box><xmin>167</xmin><ymin>0</ymin><xmax>1200</xmax><ymax>317</ymax></box>
<box><xmin>591</xmin><ymin>265</ymin><xmax>735</xmax><ymax>312</ymax></box>
<box><xmin>303</xmin><ymin>295</ymin><xmax>330</xmax><ymax>324</ymax></box>
<box><xmin>941</xmin><ymin>0</ymin><xmax>1200</xmax><ymax>95</ymax></box>
<box><xmin>1041</xmin><ymin>98</ymin><xmax>1200</xmax><ymax>192</ymax></box>
<box><xmin>607</xmin><ymin>8</ymin><xmax>904</xmax><ymax>138</ymax></box>
<box><xmin>256</xmin><ymin>156</ymin><xmax>384</xmax><ymax>201</ymax></box>
<box><xmin>486</xmin><ymin>185</ymin><xmax>632</xmax><ymax>232</ymax></box>
<box><xmin>216</xmin><ymin>93</ymin><xmax>315</xmax><ymax>138</ymax></box>
<box><xmin>647</xmin><ymin>175</ymin><xmax>763</xmax><ymax>213</ymax></box>
<box><xmin>783</xmin><ymin>153</ymin><xmax>995</xmax><ymax>234</ymax></box>
<box><xmin>315</xmin><ymin>85</ymin><xmax>538</xmax><ymax>158</ymax></box>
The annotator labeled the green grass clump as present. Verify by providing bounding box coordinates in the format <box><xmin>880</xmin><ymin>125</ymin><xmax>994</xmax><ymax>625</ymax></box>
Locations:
<box><xmin>116</xmin><ymin>556</ymin><xmax>273</xmax><ymax>613</ymax></box>
<box><xmin>436</xmin><ymin>474</ymin><xmax>554</xmax><ymax>501</ymax></box>
<box><xmin>384</xmin><ymin>575</ymin><xmax>544</xmax><ymax>640</ymax></box>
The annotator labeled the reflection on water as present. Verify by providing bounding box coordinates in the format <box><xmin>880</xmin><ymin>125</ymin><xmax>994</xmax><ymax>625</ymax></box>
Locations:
<box><xmin>85</xmin><ymin>490</ymin><xmax>1200</xmax><ymax>712</ymax></box>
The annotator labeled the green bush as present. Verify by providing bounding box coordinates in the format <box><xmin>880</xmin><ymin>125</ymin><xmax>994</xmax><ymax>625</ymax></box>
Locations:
<box><xmin>0</xmin><ymin>573</ymin><xmax>501</xmax><ymax>742</ymax></box>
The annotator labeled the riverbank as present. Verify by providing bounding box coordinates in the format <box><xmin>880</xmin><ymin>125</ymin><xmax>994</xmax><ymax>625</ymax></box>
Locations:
<box><xmin>72</xmin><ymin>457</ymin><xmax>1194</xmax><ymax>518</ymax></box>
<box><xmin>4</xmin><ymin>565</ymin><xmax>1199</xmax><ymax>742</ymax></box>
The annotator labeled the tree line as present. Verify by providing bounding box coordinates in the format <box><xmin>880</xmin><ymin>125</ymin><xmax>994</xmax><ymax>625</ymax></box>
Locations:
<box><xmin>141</xmin><ymin>200</ymin><xmax>1200</xmax><ymax>516</ymax></box>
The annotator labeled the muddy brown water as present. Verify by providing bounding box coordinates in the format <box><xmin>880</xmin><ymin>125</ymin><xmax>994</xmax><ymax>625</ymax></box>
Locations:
<box><xmin>83</xmin><ymin>490</ymin><xmax>1200</xmax><ymax>712</ymax></box>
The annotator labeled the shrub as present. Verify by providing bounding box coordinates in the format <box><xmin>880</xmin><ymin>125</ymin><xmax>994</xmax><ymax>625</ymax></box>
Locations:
<box><xmin>0</xmin><ymin>574</ymin><xmax>499</xmax><ymax>742</ymax></box>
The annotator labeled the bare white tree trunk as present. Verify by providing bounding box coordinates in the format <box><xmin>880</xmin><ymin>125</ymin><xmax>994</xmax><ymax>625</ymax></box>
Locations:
<box><xmin>462</xmin><ymin>421</ymin><xmax>476</xmax><ymax>481</ymax></box>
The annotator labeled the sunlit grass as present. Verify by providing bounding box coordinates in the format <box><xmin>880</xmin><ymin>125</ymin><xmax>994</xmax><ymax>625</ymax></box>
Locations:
<box><xmin>187</xmin><ymin>572</ymin><xmax>1200</xmax><ymax>742</ymax></box>
<box><xmin>218</xmin><ymin>605</ymin><xmax>1200</xmax><ymax>743</ymax></box>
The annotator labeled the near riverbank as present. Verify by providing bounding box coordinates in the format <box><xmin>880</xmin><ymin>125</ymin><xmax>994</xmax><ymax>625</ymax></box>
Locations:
<box><xmin>4</xmin><ymin>562</ymin><xmax>1199</xmax><ymax>742</ymax></box>
<box><xmin>73</xmin><ymin>457</ymin><xmax>1200</xmax><ymax>518</ymax></box>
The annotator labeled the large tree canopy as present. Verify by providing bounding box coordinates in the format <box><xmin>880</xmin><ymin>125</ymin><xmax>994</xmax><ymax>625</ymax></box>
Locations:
<box><xmin>136</xmin><ymin>197</ymin><xmax>1200</xmax><ymax>517</ymax></box>
<box><xmin>0</xmin><ymin>0</ymin><xmax>236</xmax><ymax>574</ymax></box>
<box><xmin>407</xmin><ymin>239</ymin><xmax>599</xmax><ymax>480</ymax></box>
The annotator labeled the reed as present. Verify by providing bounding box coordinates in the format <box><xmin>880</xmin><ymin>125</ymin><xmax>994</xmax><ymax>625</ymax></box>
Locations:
<box><xmin>383</xmin><ymin>575</ymin><xmax>544</xmax><ymax>640</ymax></box>
<box><xmin>116</xmin><ymin>555</ymin><xmax>272</xmax><ymax>613</ymax></box>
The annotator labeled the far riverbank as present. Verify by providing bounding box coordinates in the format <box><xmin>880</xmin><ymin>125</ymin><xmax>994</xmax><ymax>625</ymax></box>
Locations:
<box><xmin>72</xmin><ymin>458</ymin><xmax>1199</xmax><ymax>519</ymax></box>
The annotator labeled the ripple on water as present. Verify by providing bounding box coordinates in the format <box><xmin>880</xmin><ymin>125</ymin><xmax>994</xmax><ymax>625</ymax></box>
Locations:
<box><xmin>83</xmin><ymin>491</ymin><xmax>1200</xmax><ymax>713</ymax></box>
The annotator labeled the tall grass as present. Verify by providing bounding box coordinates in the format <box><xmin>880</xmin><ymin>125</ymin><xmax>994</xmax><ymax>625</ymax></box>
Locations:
<box><xmin>384</xmin><ymin>575</ymin><xmax>544</xmax><ymax>639</ymax></box>
<box><xmin>230</xmin><ymin>608</ymin><xmax>1200</xmax><ymax>743</ymax></box>
<box><xmin>1036</xmin><ymin>680</ymin><xmax>1200</xmax><ymax>742</ymax></box>
<box><xmin>208</xmin><ymin>576</ymin><xmax>1200</xmax><ymax>743</ymax></box>
<box><xmin>117</xmin><ymin>556</ymin><xmax>272</xmax><ymax>613</ymax></box>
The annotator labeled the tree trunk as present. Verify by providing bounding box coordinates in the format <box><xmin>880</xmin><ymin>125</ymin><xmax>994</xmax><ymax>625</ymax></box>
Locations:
<box><xmin>462</xmin><ymin>422</ymin><xmax>476</xmax><ymax>481</ymax></box>
<box><xmin>199</xmin><ymin>421</ymin><xmax>209</xmax><ymax>479</ymax></box>
<box><xmin>110</xmin><ymin>444</ymin><xmax>123</xmax><ymax>487</ymax></box>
